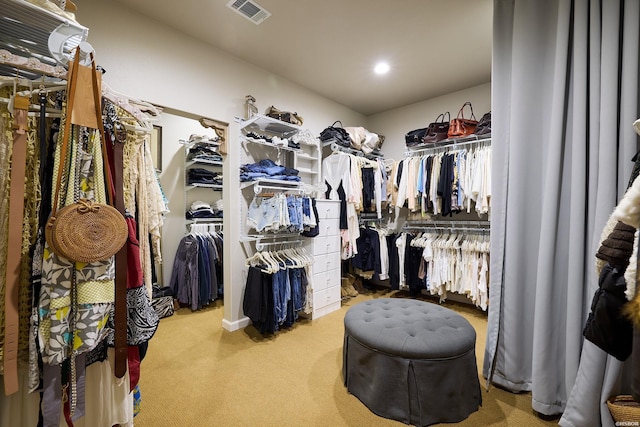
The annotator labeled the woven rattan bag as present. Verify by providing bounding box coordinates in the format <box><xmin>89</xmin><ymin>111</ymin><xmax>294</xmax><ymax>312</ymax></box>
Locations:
<box><xmin>607</xmin><ymin>395</ymin><xmax>640</xmax><ymax>423</ymax></box>
<box><xmin>45</xmin><ymin>49</ymin><xmax>127</xmax><ymax>263</ymax></box>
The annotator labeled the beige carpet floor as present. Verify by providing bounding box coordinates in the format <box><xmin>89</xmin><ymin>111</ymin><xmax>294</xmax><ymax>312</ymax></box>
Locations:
<box><xmin>133</xmin><ymin>288</ymin><xmax>560</xmax><ymax>426</ymax></box>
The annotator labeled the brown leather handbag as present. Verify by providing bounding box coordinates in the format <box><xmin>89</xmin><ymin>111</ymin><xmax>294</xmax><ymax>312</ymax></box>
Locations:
<box><xmin>422</xmin><ymin>112</ymin><xmax>450</xmax><ymax>143</ymax></box>
<box><xmin>448</xmin><ymin>102</ymin><xmax>478</xmax><ymax>139</ymax></box>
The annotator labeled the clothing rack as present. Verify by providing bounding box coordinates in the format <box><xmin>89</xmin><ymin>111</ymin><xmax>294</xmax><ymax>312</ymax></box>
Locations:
<box><xmin>254</xmin><ymin>238</ymin><xmax>305</xmax><ymax>252</ymax></box>
<box><xmin>405</xmin><ymin>137</ymin><xmax>491</xmax><ymax>157</ymax></box>
<box><xmin>241</xmin><ymin>233</ymin><xmax>305</xmax><ymax>252</ymax></box>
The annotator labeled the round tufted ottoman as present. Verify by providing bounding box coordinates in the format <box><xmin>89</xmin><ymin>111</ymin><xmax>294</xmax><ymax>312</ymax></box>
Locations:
<box><xmin>343</xmin><ymin>298</ymin><xmax>481</xmax><ymax>426</ymax></box>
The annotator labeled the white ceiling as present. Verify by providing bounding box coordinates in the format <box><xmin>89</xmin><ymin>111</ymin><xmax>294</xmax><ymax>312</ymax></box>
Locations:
<box><xmin>111</xmin><ymin>0</ymin><xmax>493</xmax><ymax>116</ymax></box>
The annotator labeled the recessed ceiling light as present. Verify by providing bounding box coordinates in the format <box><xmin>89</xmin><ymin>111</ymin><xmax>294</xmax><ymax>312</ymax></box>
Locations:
<box><xmin>374</xmin><ymin>62</ymin><xmax>390</xmax><ymax>75</ymax></box>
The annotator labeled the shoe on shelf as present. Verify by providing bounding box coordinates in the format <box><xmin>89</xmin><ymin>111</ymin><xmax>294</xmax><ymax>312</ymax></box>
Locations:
<box><xmin>245</xmin><ymin>132</ymin><xmax>265</xmax><ymax>143</ymax></box>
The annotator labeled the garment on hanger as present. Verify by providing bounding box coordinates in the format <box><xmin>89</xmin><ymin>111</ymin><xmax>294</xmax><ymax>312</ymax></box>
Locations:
<box><xmin>404</xmin><ymin>144</ymin><xmax>492</xmax><ymax>219</ymax></box>
<box><xmin>243</xmin><ymin>248</ymin><xmax>311</xmax><ymax>334</ymax></box>
<box><xmin>247</xmin><ymin>194</ymin><xmax>316</xmax><ymax>234</ymax></box>
<box><xmin>169</xmin><ymin>225</ymin><xmax>223</xmax><ymax>311</ymax></box>
<box><xmin>392</xmin><ymin>229</ymin><xmax>490</xmax><ymax>310</ymax></box>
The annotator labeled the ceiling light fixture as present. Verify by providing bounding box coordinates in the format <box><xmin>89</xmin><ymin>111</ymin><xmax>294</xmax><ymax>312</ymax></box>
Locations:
<box><xmin>374</xmin><ymin>62</ymin><xmax>390</xmax><ymax>75</ymax></box>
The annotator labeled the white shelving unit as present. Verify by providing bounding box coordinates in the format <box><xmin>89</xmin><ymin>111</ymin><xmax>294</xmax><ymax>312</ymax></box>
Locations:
<box><xmin>183</xmin><ymin>138</ymin><xmax>225</xmax><ymax>227</ymax></box>
<box><xmin>303</xmin><ymin>200</ymin><xmax>342</xmax><ymax>319</ymax></box>
<box><xmin>0</xmin><ymin>0</ymin><xmax>88</xmax><ymax>78</ymax></box>
<box><xmin>238</xmin><ymin>114</ymin><xmax>321</xmax><ymax>242</ymax></box>
<box><xmin>223</xmin><ymin>114</ymin><xmax>322</xmax><ymax>332</ymax></box>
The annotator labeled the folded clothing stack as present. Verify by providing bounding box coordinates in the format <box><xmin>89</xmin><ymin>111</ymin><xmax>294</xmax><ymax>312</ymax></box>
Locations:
<box><xmin>186</xmin><ymin>200</ymin><xmax>223</xmax><ymax>220</ymax></box>
<box><xmin>188</xmin><ymin>168</ymin><xmax>223</xmax><ymax>185</ymax></box>
<box><xmin>188</xmin><ymin>143</ymin><xmax>223</xmax><ymax>163</ymax></box>
<box><xmin>240</xmin><ymin>159</ymin><xmax>300</xmax><ymax>182</ymax></box>
<box><xmin>188</xmin><ymin>134</ymin><xmax>220</xmax><ymax>145</ymax></box>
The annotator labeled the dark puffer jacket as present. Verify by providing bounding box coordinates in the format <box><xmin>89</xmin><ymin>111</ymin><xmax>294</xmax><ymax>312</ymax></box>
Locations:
<box><xmin>583</xmin><ymin>263</ymin><xmax>633</xmax><ymax>361</ymax></box>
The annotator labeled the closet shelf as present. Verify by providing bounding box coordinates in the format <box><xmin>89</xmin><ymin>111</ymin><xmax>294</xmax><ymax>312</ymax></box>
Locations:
<box><xmin>186</xmin><ymin>183</ymin><xmax>223</xmax><ymax>191</ymax></box>
<box><xmin>180</xmin><ymin>139</ymin><xmax>221</xmax><ymax>147</ymax></box>
<box><xmin>0</xmin><ymin>0</ymin><xmax>88</xmax><ymax>76</ymax></box>
<box><xmin>405</xmin><ymin>136</ymin><xmax>491</xmax><ymax>155</ymax></box>
<box><xmin>240</xmin><ymin>113</ymin><xmax>301</xmax><ymax>136</ymax></box>
<box><xmin>326</xmin><ymin>141</ymin><xmax>384</xmax><ymax>160</ymax></box>
<box><xmin>186</xmin><ymin>218</ymin><xmax>223</xmax><ymax>224</ymax></box>
<box><xmin>186</xmin><ymin>159</ymin><xmax>223</xmax><ymax>167</ymax></box>
<box><xmin>241</xmin><ymin>137</ymin><xmax>300</xmax><ymax>153</ymax></box>
<box><xmin>240</xmin><ymin>178</ymin><xmax>302</xmax><ymax>191</ymax></box>
<box><xmin>295</xmin><ymin>152</ymin><xmax>317</xmax><ymax>160</ymax></box>
<box><xmin>296</xmin><ymin>168</ymin><xmax>318</xmax><ymax>175</ymax></box>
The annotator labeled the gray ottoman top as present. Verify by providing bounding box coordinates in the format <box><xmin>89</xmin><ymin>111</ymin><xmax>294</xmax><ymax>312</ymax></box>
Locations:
<box><xmin>344</xmin><ymin>298</ymin><xmax>476</xmax><ymax>359</ymax></box>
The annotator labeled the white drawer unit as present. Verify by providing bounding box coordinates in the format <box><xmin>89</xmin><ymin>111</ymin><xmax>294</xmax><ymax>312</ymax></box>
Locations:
<box><xmin>305</xmin><ymin>199</ymin><xmax>341</xmax><ymax>319</ymax></box>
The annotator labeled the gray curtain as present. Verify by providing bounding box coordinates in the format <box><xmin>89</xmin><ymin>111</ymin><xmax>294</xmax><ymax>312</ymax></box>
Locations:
<box><xmin>485</xmin><ymin>0</ymin><xmax>640</xmax><ymax>423</ymax></box>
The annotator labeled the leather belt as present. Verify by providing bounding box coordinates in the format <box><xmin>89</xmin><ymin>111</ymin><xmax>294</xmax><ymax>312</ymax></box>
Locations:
<box><xmin>113</xmin><ymin>132</ymin><xmax>128</xmax><ymax>378</ymax></box>
<box><xmin>4</xmin><ymin>94</ymin><xmax>30</xmax><ymax>395</ymax></box>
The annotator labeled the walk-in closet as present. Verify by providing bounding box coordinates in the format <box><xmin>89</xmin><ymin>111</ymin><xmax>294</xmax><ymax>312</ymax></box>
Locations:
<box><xmin>2</xmin><ymin>1</ymin><xmax>640</xmax><ymax>426</ymax></box>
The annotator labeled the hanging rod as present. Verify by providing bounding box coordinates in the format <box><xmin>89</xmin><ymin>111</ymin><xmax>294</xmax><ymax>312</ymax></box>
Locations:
<box><xmin>188</xmin><ymin>222</ymin><xmax>223</xmax><ymax>234</ymax></box>
<box><xmin>248</xmin><ymin>234</ymin><xmax>305</xmax><ymax>251</ymax></box>
<box><xmin>404</xmin><ymin>220</ymin><xmax>490</xmax><ymax>229</ymax></box>
<box><xmin>404</xmin><ymin>227</ymin><xmax>490</xmax><ymax>235</ymax></box>
<box><xmin>254</xmin><ymin>184</ymin><xmax>311</xmax><ymax>195</ymax></box>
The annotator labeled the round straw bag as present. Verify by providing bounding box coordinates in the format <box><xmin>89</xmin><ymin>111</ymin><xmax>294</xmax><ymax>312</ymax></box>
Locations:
<box><xmin>45</xmin><ymin>48</ymin><xmax>127</xmax><ymax>263</ymax></box>
<box><xmin>607</xmin><ymin>395</ymin><xmax>640</xmax><ymax>423</ymax></box>
<box><xmin>45</xmin><ymin>198</ymin><xmax>127</xmax><ymax>263</ymax></box>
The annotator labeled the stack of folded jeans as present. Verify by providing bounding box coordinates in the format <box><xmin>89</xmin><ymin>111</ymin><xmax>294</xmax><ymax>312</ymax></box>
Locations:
<box><xmin>188</xmin><ymin>143</ymin><xmax>223</xmax><ymax>163</ymax></box>
<box><xmin>240</xmin><ymin>159</ymin><xmax>300</xmax><ymax>182</ymax></box>
<box><xmin>188</xmin><ymin>168</ymin><xmax>223</xmax><ymax>185</ymax></box>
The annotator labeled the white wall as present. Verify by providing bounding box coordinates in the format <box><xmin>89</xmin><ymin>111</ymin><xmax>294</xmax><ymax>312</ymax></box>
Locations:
<box><xmin>76</xmin><ymin>2</ymin><xmax>491</xmax><ymax>330</ymax></box>
<box><xmin>368</xmin><ymin>83</ymin><xmax>492</xmax><ymax>160</ymax></box>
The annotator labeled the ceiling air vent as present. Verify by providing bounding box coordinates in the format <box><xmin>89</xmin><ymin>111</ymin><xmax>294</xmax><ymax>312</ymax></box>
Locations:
<box><xmin>227</xmin><ymin>0</ymin><xmax>271</xmax><ymax>25</ymax></box>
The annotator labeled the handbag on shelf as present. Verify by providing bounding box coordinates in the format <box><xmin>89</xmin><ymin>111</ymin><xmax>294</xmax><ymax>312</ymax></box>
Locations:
<box><xmin>474</xmin><ymin>111</ymin><xmax>491</xmax><ymax>136</ymax></box>
<box><xmin>45</xmin><ymin>48</ymin><xmax>128</xmax><ymax>263</ymax></box>
<box><xmin>422</xmin><ymin>112</ymin><xmax>451</xmax><ymax>144</ymax></box>
<box><xmin>319</xmin><ymin>120</ymin><xmax>352</xmax><ymax>147</ymax></box>
<box><xmin>265</xmin><ymin>105</ymin><xmax>303</xmax><ymax>125</ymax></box>
<box><xmin>405</xmin><ymin>126</ymin><xmax>429</xmax><ymax>147</ymax></box>
<box><xmin>448</xmin><ymin>102</ymin><xmax>478</xmax><ymax>139</ymax></box>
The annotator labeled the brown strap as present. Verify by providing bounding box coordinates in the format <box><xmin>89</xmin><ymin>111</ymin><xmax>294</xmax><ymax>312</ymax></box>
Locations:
<box><xmin>457</xmin><ymin>102</ymin><xmax>477</xmax><ymax>121</ymax></box>
<box><xmin>51</xmin><ymin>49</ymin><xmax>115</xmax><ymax>215</ymax></box>
<box><xmin>75</xmin><ymin>48</ymin><xmax>126</xmax><ymax>377</ymax></box>
<box><xmin>88</xmin><ymin>51</ymin><xmax>115</xmax><ymax>206</ymax></box>
<box><xmin>51</xmin><ymin>49</ymin><xmax>80</xmax><ymax>216</ymax></box>
<box><xmin>103</xmin><ymin>91</ymin><xmax>128</xmax><ymax>378</ymax></box>
<box><xmin>113</xmin><ymin>137</ymin><xmax>128</xmax><ymax>378</ymax></box>
<box><xmin>4</xmin><ymin>95</ymin><xmax>30</xmax><ymax>395</ymax></box>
